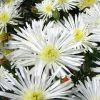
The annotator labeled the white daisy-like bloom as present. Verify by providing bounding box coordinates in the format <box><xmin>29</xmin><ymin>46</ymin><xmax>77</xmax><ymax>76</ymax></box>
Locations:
<box><xmin>0</xmin><ymin>4</ymin><xmax>21</xmax><ymax>32</ymax></box>
<box><xmin>82</xmin><ymin>4</ymin><xmax>100</xmax><ymax>28</ymax></box>
<box><xmin>78</xmin><ymin>0</ymin><xmax>100</xmax><ymax>10</ymax></box>
<box><xmin>75</xmin><ymin>77</ymin><xmax>100</xmax><ymax>100</ymax></box>
<box><xmin>54</xmin><ymin>0</ymin><xmax>78</xmax><ymax>12</ymax></box>
<box><xmin>62</xmin><ymin>14</ymin><xmax>100</xmax><ymax>52</ymax></box>
<box><xmin>35</xmin><ymin>0</ymin><xmax>58</xmax><ymax>20</ymax></box>
<box><xmin>7</xmin><ymin>19</ymin><xmax>84</xmax><ymax>74</ymax></box>
<box><xmin>0</xmin><ymin>66</ymin><xmax>74</xmax><ymax>100</ymax></box>
<box><xmin>0</xmin><ymin>66</ymin><xmax>13</xmax><ymax>90</ymax></box>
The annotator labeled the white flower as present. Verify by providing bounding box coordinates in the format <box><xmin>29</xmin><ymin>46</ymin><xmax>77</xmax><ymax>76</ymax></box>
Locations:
<box><xmin>82</xmin><ymin>4</ymin><xmax>100</xmax><ymax>28</ymax></box>
<box><xmin>78</xmin><ymin>0</ymin><xmax>100</xmax><ymax>10</ymax></box>
<box><xmin>75</xmin><ymin>77</ymin><xmax>100</xmax><ymax>100</ymax></box>
<box><xmin>35</xmin><ymin>0</ymin><xmax>58</xmax><ymax>20</ymax></box>
<box><xmin>54</xmin><ymin>0</ymin><xmax>78</xmax><ymax>11</ymax></box>
<box><xmin>0</xmin><ymin>4</ymin><xmax>21</xmax><ymax>32</ymax></box>
<box><xmin>7</xmin><ymin>19</ymin><xmax>84</xmax><ymax>74</ymax></box>
<box><xmin>62</xmin><ymin>14</ymin><xmax>100</xmax><ymax>52</ymax></box>
<box><xmin>0</xmin><ymin>66</ymin><xmax>74</xmax><ymax>100</ymax></box>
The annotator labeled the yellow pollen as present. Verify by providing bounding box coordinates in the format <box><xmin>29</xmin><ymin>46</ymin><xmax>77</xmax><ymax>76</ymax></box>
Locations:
<box><xmin>43</xmin><ymin>4</ymin><xmax>53</xmax><ymax>14</ymax></box>
<box><xmin>57</xmin><ymin>0</ymin><xmax>67</xmax><ymax>5</ymax></box>
<box><xmin>39</xmin><ymin>45</ymin><xmax>59</xmax><ymax>63</ymax></box>
<box><xmin>74</xmin><ymin>29</ymin><xmax>85</xmax><ymax>42</ymax></box>
<box><xmin>78</xmin><ymin>0</ymin><xmax>96</xmax><ymax>10</ymax></box>
<box><xmin>0</xmin><ymin>12</ymin><xmax>10</xmax><ymax>24</ymax></box>
<box><xmin>5</xmin><ymin>0</ymin><xmax>13</xmax><ymax>4</ymax></box>
<box><xmin>22</xmin><ymin>90</ymin><xmax>44</xmax><ymax>100</ymax></box>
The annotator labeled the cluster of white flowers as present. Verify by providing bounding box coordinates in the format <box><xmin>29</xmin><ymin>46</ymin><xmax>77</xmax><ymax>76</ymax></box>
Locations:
<box><xmin>0</xmin><ymin>0</ymin><xmax>100</xmax><ymax>100</ymax></box>
<box><xmin>35</xmin><ymin>0</ymin><xmax>100</xmax><ymax>19</ymax></box>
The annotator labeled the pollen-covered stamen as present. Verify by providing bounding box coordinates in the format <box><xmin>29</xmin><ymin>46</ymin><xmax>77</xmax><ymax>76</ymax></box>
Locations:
<box><xmin>22</xmin><ymin>90</ymin><xmax>44</xmax><ymax>100</ymax></box>
<box><xmin>78</xmin><ymin>0</ymin><xmax>96</xmax><ymax>9</ymax></box>
<box><xmin>57</xmin><ymin>0</ymin><xmax>67</xmax><ymax>5</ymax></box>
<box><xmin>43</xmin><ymin>4</ymin><xmax>53</xmax><ymax>14</ymax></box>
<box><xmin>39</xmin><ymin>45</ymin><xmax>59</xmax><ymax>63</ymax></box>
<box><xmin>74</xmin><ymin>29</ymin><xmax>85</xmax><ymax>42</ymax></box>
<box><xmin>0</xmin><ymin>12</ymin><xmax>10</xmax><ymax>24</ymax></box>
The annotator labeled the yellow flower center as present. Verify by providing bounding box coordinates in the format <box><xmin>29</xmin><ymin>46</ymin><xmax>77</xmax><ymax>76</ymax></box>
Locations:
<box><xmin>5</xmin><ymin>0</ymin><xmax>13</xmax><ymax>4</ymax></box>
<box><xmin>22</xmin><ymin>90</ymin><xmax>44</xmax><ymax>100</ymax></box>
<box><xmin>57</xmin><ymin>0</ymin><xmax>67</xmax><ymax>5</ymax></box>
<box><xmin>78</xmin><ymin>0</ymin><xmax>96</xmax><ymax>9</ymax></box>
<box><xmin>0</xmin><ymin>12</ymin><xmax>10</xmax><ymax>24</ymax></box>
<box><xmin>74</xmin><ymin>29</ymin><xmax>85</xmax><ymax>42</ymax></box>
<box><xmin>39</xmin><ymin>45</ymin><xmax>59</xmax><ymax>63</ymax></box>
<box><xmin>43</xmin><ymin>4</ymin><xmax>53</xmax><ymax>14</ymax></box>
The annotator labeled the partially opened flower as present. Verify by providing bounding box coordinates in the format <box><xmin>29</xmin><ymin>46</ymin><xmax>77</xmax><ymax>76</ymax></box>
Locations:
<box><xmin>7</xmin><ymin>19</ymin><xmax>84</xmax><ymax>74</ymax></box>
<box><xmin>0</xmin><ymin>4</ymin><xmax>21</xmax><ymax>32</ymax></box>
<box><xmin>62</xmin><ymin>14</ymin><xmax>100</xmax><ymax>52</ymax></box>
<box><xmin>0</xmin><ymin>65</ymin><xmax>74</xmax><ymax>100</ymax></box>
<box><xmin>75</xmin><ymin>77</ymin><xmax>100</xmax><ymax>100</ymax></box>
